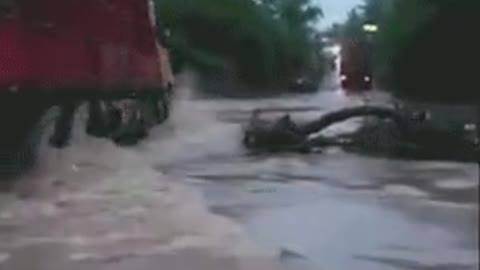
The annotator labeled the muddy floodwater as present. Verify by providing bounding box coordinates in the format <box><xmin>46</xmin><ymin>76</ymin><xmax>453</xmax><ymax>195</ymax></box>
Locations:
<box><xmin>1</xmin><ymin>74</ymin><xmax>478</xmax><ymax>270</ymax></box>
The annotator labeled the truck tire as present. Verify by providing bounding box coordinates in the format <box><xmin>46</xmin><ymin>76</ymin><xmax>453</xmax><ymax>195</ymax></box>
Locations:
<box><xmin>0</xmin><ymin>96</ymin><xmax>49</xmax><ymax>180</ymax></box>
<box><xmin>148</xmin><ymin>90</ymin><xmax>170</xmax><ymax>124</ymax></box>
<box><xmin>49</xmin><ymin>100</ymin><xmax>79</xmax><ymax>148</ymax></box>
<box><xmin>110</xmin><ymin>99</ymin><xmax>148</xmax><ymax>146</ymax></box>
<box><xmin>86</xmin><ymin>100</ymin><xmax>112</xmax><ymax>139</ymax></box>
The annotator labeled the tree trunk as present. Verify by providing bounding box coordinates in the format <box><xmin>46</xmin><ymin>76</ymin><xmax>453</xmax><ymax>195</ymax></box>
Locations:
<box><xmin>299</xmin><ymin>106</ymin><xmax>407</xmax><ymax>135</ymax></box>
<box><xmin>243</xmin><ymin>106</ymin><xmax>417</xmax><ymax>152</ymax></box>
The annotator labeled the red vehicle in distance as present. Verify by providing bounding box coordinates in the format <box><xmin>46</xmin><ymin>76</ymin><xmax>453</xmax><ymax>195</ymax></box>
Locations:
<box><xmin>339</xmin><ymin>38</ymin><xmax>373</xmax><ymax>91</ymax></box>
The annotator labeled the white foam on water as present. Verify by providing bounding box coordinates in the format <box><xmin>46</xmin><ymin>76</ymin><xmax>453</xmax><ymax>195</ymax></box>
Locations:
<box><xmin>0</xmin><ymin>75</ymin><xmax>279</xmax><ymax>263</ymax></box>
<box><xmin>0</xmin><ymin>253</ymin><xmax>10</xmax><ymax>264</ymax></box>
<box><xmin>383</xmin><ymin>185</ymin><xmax>429</xmax><ymax>198</ymax></box>
<box><xmin>0</xmin><ymin>211</ymin><xmax>12</xmax><ymax>220</ymax></box>
<box><xmin>434</xmin><ymin>179</ymin><xmax>478</xmax><ymax>190</ymax></box>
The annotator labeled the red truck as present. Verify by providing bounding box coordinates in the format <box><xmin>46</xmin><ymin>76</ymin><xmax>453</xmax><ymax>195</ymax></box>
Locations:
<box><xmin>0</xmin><ymin>0</ymin><xmax>174</xmax><ymax>176</ymax></box>
<box><xmin>340</xmin><ymin>38</ymin><xmax>373</xmax><ymax>91</ymax></box>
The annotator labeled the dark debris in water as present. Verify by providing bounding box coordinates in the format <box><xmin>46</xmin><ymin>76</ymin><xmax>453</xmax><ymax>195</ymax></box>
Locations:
<box><xmin>279</xmin><ymin>248</ymin><xmax>308</xmax><ymax>261</ymax></box>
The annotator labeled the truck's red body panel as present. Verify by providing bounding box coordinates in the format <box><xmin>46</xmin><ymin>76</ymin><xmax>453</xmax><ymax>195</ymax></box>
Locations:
<box><xmin>0</xmin><ymin>0</ymin><xmax>163</xmax><ymax>92</ymax></box>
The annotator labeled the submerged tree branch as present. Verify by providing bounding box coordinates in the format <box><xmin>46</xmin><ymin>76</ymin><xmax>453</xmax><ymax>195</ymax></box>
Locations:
<box><xmin>298</xmin><ymin>106</ymin><xmax>408</xmax><ymax>135</ymax></box>
<box><xmin>242</xmin><ymin>105</ymin><xmax>477</xmax><ymax>162</ymax></box>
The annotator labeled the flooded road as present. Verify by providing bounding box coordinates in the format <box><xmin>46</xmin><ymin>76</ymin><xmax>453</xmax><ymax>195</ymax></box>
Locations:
<box><xmin>0</xmin><ymin>73</ymin><xmax>478</xmax><ymax>270</ymax></box>
<box><xmin>155</xmin><ymin>75</ymin><xmax>478</xmax><ymax>270</ymax></box>
<box><xmin>190</xmin><ymin>158</ymin><xmax>478</xmax><ymax>270</ymax></box>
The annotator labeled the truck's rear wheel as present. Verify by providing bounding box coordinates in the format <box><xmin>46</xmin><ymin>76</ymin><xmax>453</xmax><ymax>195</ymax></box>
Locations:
<box><xmin>0</xmin><ymin>96</ymin><xmax>49</xmax><ymax>180</ymax></box>
<box><xmin>110</xmin><ymin>99</ymin><xmax>148</xmax><ymax>146</ymax></box>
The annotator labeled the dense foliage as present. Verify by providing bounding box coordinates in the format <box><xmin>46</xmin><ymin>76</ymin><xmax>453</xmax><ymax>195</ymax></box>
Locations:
<box><xmin>154</xmin><ymin>0</ymin><xmax>324</xmax><ymax>87</ymax></box>
<box><xmin>342</xmin><ymin>0</ymin><xmax>479</xmax><ymax>104</ymax></box>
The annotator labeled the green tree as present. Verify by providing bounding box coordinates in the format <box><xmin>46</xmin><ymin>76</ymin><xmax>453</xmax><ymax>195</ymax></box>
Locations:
<box><xmin>342</xmin><ymin>0</ymin><xmax>478</xmax><ymax>104</ymax></box>
<box><xmin>154</xmin><ymin>0</ymin><xmax>323</xmax><ymax>88</ymax></box>
<box><xmin>387</xmin><ymin>0</ymin><xmax>478</xmax><ymax>104</ymax></box>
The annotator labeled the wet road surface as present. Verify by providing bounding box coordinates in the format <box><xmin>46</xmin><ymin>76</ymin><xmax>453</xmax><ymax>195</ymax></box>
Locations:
<box><xmin>157</xmin><ymin>75</ymin><xmax>478</xmax><ymax>269</ymax></box>
<box><xmin>1</xmin><ymin>73</ymin><xmax>479</xmax><ymax>269</ymax></box>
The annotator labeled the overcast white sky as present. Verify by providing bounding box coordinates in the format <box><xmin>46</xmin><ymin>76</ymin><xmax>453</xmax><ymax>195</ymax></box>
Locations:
<box><xmin>315</xmin><ymin>0</ymin><xmax>363</xmax><ymax>29</ymax></box>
